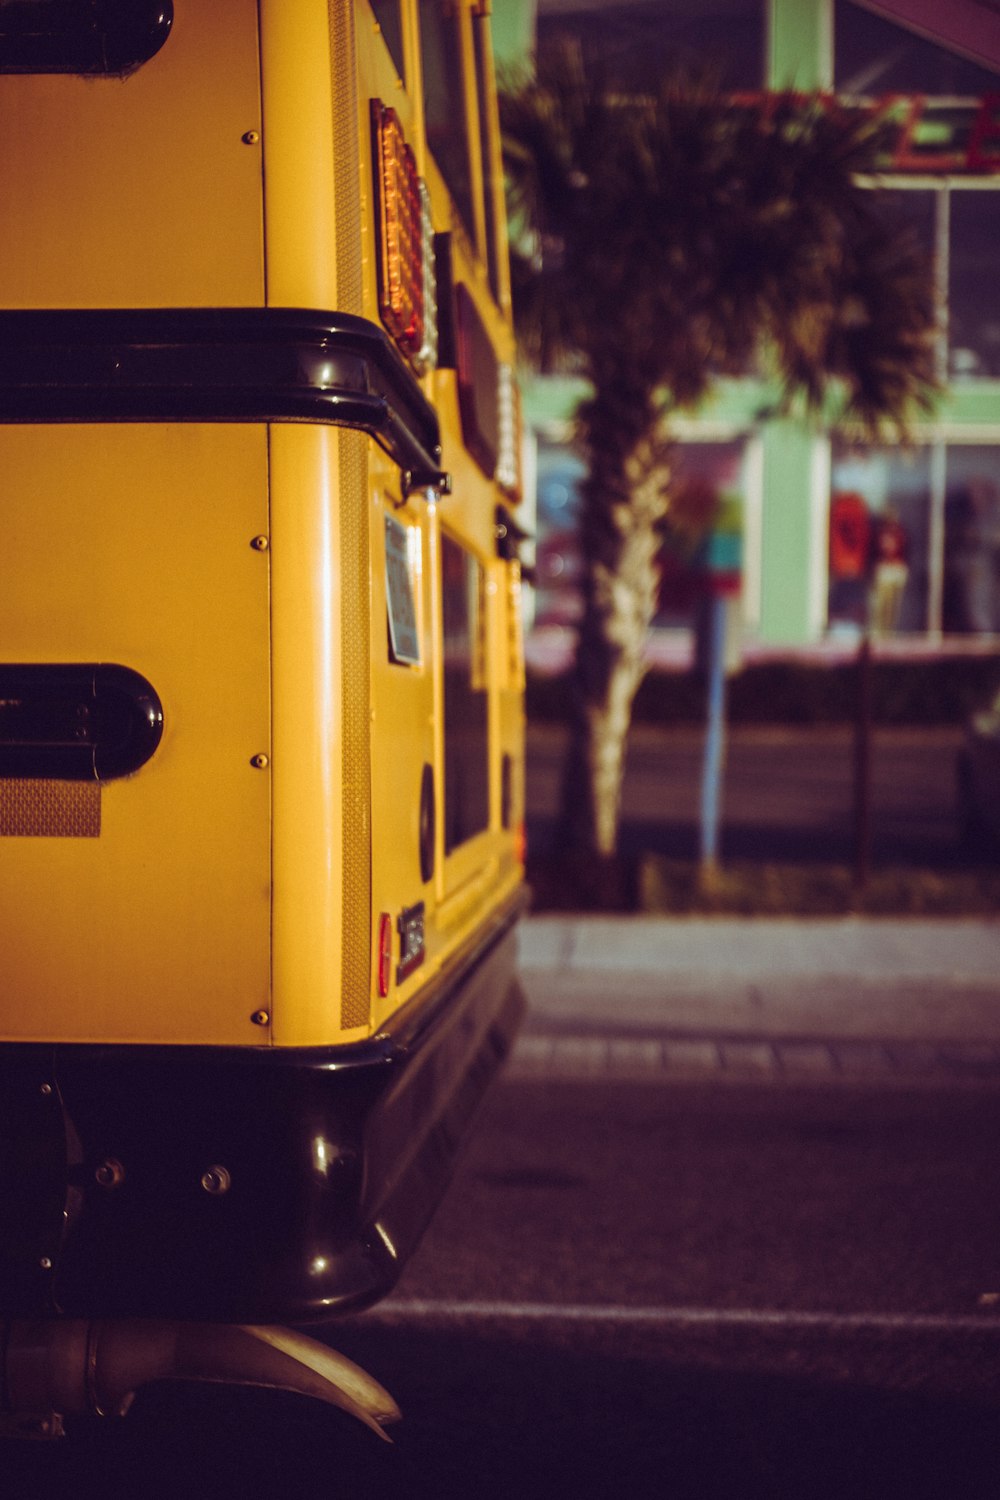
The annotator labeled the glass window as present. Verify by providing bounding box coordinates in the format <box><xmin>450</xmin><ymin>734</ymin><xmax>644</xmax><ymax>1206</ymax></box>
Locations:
<box><xmin>368</xmin><ymin>0</ymin><xmax>406</xmax><ymax>81</ymax></box>
<box><xmin>829</xmin><ymin>446</ymin><xmax>931</xmax><ymax>633</ymax></box>
<box><xmin>658</xmin><ymin>442</ymin><xmax>746</xmax><ymax>628</ymax></box>
<box><xmin>532</xmin><ymin>438</ymin><xmax>750</xmax><ymax>632</ymax></box>
<box><xmin>874</xmin><ymin>187</ymin><xmax>938</xmax><ymax>257</ymax></box>
<box><xmin>949</xmin><ymin>192</ymin><xmax>1000</xmax><ymax>381</ymax></box>
<box><xmin>473</xmin><ymin>7</ymin><xmax>501</xmax><ymax>301</ymax></box>
<box><xmin>536</xmin><ymin>0</ymin><xmax>766</xmax><ymax>92</ymax></box>
<box><xmin>944</xmin><ymin>447</ymin><xmax>1000</xmax><ymax>634</ymax></box>
<box><xmin>420</xmin><ymin>0</ymin><xmax>476</xmax><ymax>241</ymax></box>
<box><xmin>441</xmin><ymin>533</ymin><xmax>489</xmax><ymax>851</ymax></box>
<box><xmin>533</xmin><ymin>442</ymin><xmax>584</xmax><ymax>628</ymax></box>
<box><xmin>835</xmin><ymin>0</ymin><xmax>1000</xmax><ymax>96</ymax></box>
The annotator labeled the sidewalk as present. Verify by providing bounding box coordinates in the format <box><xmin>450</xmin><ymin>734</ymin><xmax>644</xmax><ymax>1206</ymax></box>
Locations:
<box><xmin>511</xmin><ymin>914</ymin><xmax>1000</xmax><ymax>1084</ymax></box>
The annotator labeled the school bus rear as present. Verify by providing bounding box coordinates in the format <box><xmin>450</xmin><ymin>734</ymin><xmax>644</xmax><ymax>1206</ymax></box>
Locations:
<box><xmin>0</xmin><ymin>0</ymin><xmax>525</xmax><ymax>1347</ymax></box>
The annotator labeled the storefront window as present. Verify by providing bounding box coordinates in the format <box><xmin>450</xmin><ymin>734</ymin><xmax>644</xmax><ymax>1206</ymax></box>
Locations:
<box><xmin>657</xmin><ymin>442</ymin><xmax>745</xmax><ymax>628</ymax></box>
<box><xmin>944</xmin><ymin>448</ymin><xmax>1000</xmax><ymax>633</ymax></box>
<box><xmin>531</xmin><ymin>437</ymin><xmax>748</xmax><ymax>632</ymax></box>
<box><xmin>829</xmin><ymin>447</ymin><xmax>931</xmax><ymax>633</ymax></box>
<box><xmin>949</xmin><ymin>192</ymin><xmax>1000</xmax><ymax>381</ymax></box>
<box><xmin>533</xmin><ymin>443</ymin><xmax>585</xmax><ymax>628</ymax></box>
<box><xmin>536</xmin><ymin>0</ymin><xmax>765</xmax><ymax>91</ymax></box>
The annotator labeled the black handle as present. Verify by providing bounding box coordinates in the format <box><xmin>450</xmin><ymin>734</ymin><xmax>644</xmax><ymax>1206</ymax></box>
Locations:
<box><xmin>0</xmin><ymin>664</ymin><xmax>164</xmax><ymax>781</ymax></box>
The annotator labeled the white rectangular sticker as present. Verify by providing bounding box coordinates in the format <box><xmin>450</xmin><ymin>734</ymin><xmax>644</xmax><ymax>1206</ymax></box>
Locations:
<box><xmin>385</xmin><ymin>513</ymin><xmax>421</xmax><ymax>666</ymax></box>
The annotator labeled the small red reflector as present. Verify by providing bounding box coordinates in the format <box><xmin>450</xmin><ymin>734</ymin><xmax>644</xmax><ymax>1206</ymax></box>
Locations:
<box><xmin>515</xmin><ymin>820</ymin><xmax>527</xmax><ymax>867</ymax></box>
<box><xmin>377</xmin><ymin>912</ymin><xmax>393</xmax><ymax>998</ymax></box>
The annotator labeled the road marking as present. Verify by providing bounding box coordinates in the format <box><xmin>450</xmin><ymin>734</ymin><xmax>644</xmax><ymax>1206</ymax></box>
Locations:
<box><xmin>366</xmin><ymin>1299</ymin><xmax>1000</xmax><ymax>1334</ymax></box>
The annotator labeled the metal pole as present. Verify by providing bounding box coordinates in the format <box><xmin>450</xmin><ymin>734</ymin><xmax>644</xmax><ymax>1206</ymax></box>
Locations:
<box><xmin>853</xmin><ymin>631</ymin><xmax>873</xmax><ymax>890</ymax></box>
<box><xmin>700</xmin><ymin>592</ymin><xmax>727</xmax><ymax>876</ymax></box>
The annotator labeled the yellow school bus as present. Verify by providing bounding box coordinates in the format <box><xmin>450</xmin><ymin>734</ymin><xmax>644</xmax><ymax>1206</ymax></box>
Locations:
<box><xmin>0</xmin><ymin>0</ymin><xmax>525</xmax><ymax>1434</ymax></box>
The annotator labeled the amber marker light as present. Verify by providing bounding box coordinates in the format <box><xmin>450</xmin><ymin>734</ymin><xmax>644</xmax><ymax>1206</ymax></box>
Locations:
<box><xmin>496</xmin><ymin>363</ymin><xmax>523</xmax><ymax>501</ymax></box>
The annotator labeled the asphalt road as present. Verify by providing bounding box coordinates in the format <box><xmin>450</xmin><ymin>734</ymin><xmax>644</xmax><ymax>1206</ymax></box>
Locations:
<box><xmin>526</xmin><ymin>724</ymin><xmax>969</xmax><ymax>868</ymax></box>
<box><xmin>9</xmin><ymin>1069</ymin><xmax>1000</xmax><ymax>1500</ymax></box>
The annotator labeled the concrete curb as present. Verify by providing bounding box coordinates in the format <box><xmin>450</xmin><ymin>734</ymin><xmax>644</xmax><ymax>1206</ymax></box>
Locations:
<box><xmin>517</xmin><ymin>915</ymin><xmax>1000</xmax><ymax>1048</ymax></box>
<box><xmin>519</xmin><ymin>915</ymin><xmax>1000</xmax><ymax>984</ymax></box>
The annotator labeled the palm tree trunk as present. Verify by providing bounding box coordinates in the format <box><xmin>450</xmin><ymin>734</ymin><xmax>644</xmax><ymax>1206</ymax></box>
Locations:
<box><xmin>557</xmin><ymin>390</ymin><xmax>670</xmax><ymax>860</ymax></box>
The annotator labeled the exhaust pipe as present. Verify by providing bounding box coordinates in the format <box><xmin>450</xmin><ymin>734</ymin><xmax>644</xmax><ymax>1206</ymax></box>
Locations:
<box><xmin>1</xmin><ymin>1321</ymin><xmax>401</xmax><ymax>1440</ymax></box>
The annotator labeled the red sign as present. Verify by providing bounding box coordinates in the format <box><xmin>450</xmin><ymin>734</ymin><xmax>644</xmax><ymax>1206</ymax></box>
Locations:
<box><xmin>731</xmin><ymin>92</ymin><xmax>1000</xmax><ymax>175</ymax></box>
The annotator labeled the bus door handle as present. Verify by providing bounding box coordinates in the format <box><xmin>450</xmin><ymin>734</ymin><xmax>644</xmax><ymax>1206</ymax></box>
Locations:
<box><xmin>0</xmin><ymin>664</ymin><xmax>164</xmax><ymax>781</ymax></box>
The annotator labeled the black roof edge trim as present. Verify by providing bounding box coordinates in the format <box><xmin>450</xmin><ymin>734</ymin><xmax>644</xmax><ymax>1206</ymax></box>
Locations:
<box><xmin>0</xmin><ymin>307</ymin><xmax>444</xmax><ymax>486</ymax></box>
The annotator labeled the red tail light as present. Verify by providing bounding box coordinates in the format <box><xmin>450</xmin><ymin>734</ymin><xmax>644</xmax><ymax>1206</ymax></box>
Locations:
<box><xmin>377</xmin><ymin>912</ymin><xmax>393</xmax><ymax>998</ymax></box>
<box><xmin>372</xmin><ymin>100</ymin><xmax>424</xmax><ymax>364</ymax></box>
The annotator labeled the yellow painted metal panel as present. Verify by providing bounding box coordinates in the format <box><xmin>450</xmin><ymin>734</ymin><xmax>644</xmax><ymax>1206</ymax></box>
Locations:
<box><xmin>0</xmin><ymin>0</ymin><xmax>264</xmax><ymax>309</ymax></box>
<box><xmin>0</xmin><ymin>425</ymin><xmax>271</xmax><ymax>1045</ymax></box>
<box><xmin>259</xmin><ymin>0</ymin><xmax>339</xmax><ymax>309</ymax></box>
<box><xmin>259</xmin><ymin>0</ymin><xmax>416</xmax><ymax>320</ymax></box>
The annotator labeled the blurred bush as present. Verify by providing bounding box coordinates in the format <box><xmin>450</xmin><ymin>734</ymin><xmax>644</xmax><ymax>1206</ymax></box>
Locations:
<box><xmin>526</xmin><ymin>655</ymin><xmax>1000</xmax><ymax>727</ymax></box>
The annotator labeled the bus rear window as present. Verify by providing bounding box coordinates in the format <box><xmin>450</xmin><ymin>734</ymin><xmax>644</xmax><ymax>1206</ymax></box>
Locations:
<box><xmin>441</xmin><ymin>532</ymin><xmax>489</xmax><ymax>852</ymax></box>
<box><xmin>0</xmin><ymin>0</ymin><xmax>173</xmax><ymax>76</ymax></box>
<box><xmin>368</xmin><ymin>0</ymin><xmax>405</xmax><ymax>82</ymax></box>
<box><xmin>419</xmin><ymin>0</ymin><xmax>475</xmax><ymax>242</ymax></box>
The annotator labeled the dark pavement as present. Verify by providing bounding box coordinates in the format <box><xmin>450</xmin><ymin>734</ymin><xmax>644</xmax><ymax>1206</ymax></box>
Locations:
<box><xmin>11</xmin><ymin>1074</ymin><xmax>1000</xmax><ymax>1500</ymax></box>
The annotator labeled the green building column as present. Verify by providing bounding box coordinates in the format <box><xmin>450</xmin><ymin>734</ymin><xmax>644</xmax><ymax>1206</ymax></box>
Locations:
<box><xmin>490</xmin><ymin>0</ymin><xmax>537</xmax><ymax>71</ymax></box>
<box><xmin>768</xmin><ymin>0</ymin><xmax>831</xmax><ymax>88</ymax></box>
<box><xmin>757</xmin><ymin>420</ymin><xmax>831</xmax><ymax>644</ymax></box>
<box><xmin>758</xmin><ymin>0</ymin><xmax>833</xmax><ymax>642</ymax></box>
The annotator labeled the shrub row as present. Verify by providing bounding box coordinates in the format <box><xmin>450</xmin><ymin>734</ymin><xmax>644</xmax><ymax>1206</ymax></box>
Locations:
<box><xmin>526</xmin><ymin>654</ymin><xmax>1000</xmax><ymax>727</ymax></box>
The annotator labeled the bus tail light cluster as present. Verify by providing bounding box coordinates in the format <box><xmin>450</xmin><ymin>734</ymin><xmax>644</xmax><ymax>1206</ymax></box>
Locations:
<box><xmin>371</xmin><ymin>100</ymin><xmax>437</xmax><ymax>377</ymax></box>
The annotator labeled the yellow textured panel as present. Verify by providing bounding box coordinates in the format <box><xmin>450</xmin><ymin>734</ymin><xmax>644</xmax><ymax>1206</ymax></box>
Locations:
<box><xmin>329</xmin><ymin>0</ymin><xmax>364</xmax><ymax>316</ymax></box>
<box><xmin>0</xmin><ymin>780</ymin><xmax>100</xmax><ymax>839</ymax></box>
<box><xmin>339</xmin><ymin>428</ymin><xmax>372</xmax><ymax>1032</ymax></box>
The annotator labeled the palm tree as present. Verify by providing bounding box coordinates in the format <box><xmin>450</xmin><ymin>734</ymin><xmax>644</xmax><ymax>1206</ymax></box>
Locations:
<box><xmin>501</xmin><ymin>45</ymin><xmax>938</xmax><ymax>875</ymax></box>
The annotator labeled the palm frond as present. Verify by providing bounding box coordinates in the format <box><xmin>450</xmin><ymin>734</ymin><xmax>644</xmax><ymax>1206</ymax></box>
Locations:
<box><xmin>500</xmin><ymin>44</ymin><xmax>940</xmax><ymax>436</ymax></box>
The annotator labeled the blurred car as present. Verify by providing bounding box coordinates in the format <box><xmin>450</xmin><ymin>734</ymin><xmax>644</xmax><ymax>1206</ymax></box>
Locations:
<box><xmin>956</xmin><ymin>689</ymin><xmax>1000</xmax><ymax>847</ymax></box>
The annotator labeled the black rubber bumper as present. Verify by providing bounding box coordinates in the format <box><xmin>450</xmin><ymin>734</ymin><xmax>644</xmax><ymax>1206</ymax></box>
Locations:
<box><xmin>0</xmin><ymin>895</ymin><xmax>525</xmax><ymax>1323</ymax></box>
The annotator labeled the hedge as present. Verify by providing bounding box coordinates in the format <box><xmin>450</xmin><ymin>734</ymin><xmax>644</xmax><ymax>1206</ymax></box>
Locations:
<box><xmin>526</xmin><ymin>654</ymin><xmax>1000</xmax><ymax>727</ymax></box>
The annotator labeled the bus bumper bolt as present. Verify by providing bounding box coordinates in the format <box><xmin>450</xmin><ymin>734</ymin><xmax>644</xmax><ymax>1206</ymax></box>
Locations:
<box><xmin>95</xmin><ymin>1158</ymin><xmax>125</xmax><ymax>1190</ymax></box>
<box><xmin>200</xmin><ymin>1166</ymin><xmax>231</xmax><ymax>1195</ymax></box>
